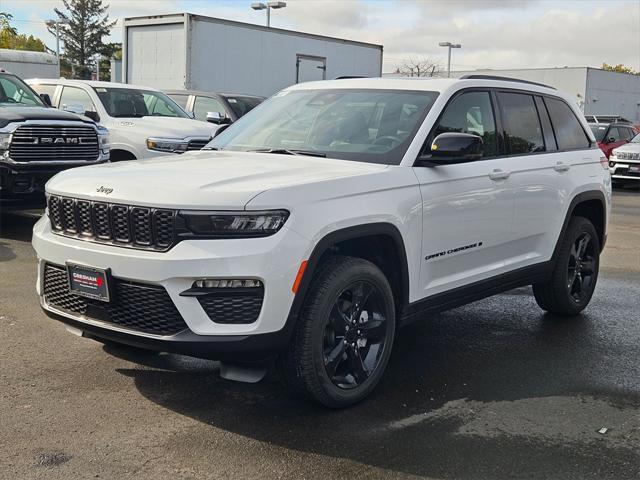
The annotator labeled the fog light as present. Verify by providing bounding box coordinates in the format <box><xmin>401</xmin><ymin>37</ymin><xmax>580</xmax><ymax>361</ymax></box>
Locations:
<box><xmin>193</xmin><ymin>279</ymin><xmax>262</xmax><ymax>289</ymax></box>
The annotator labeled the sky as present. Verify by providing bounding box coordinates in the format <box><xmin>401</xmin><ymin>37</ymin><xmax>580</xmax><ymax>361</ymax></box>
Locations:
<box><xmin>2</xmin><ymin>0</ymin><xmax>639</xmax><ymax>73</ymax></box>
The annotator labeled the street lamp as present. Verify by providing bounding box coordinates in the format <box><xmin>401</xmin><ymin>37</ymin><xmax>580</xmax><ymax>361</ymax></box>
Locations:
<box><xmin>251</xmin><ymin>1</ymin><xmax>286</xmax><ymax>28</ymax></box>
<box><xmin>438</xmin><ymin>41</ymin><xmax>461</xmax><ymax>78</ymax></box>
<box><xmin>46</xmin><ymin>18</ymin><xmax>70</xmax><ymax>77</ymax></box>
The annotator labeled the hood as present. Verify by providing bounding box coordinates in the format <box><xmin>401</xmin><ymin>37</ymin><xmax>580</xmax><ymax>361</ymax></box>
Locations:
<box><xmin>106</xmin><ymin>116</ymin><xmax>215</xmax><ymax>139</ymax></box>
<box><xmin>613</xmin><ymin>142</ymin><xmax>640</xmax><ymax>155</ymax></box>
<box><xmin>45</xmin><ymin>150</ymin><xmax>387</xmax><ymax>209</ymax></box>
<box><xmin>0</xmin><ymin>106</ymin><xmax>94</xmax><ymax>129</ymax></box>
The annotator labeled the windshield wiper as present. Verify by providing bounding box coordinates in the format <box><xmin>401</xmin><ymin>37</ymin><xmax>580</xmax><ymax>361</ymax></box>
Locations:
<box><xmin>247</xmin><ymin>148</ymin><xmax>326</xmax><ymax>158</ymax></box>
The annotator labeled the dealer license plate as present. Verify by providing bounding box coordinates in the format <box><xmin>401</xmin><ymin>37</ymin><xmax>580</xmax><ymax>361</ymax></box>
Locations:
<box><xmin>66</xmin><ymin>263</ymin><xmax>111</xmax><ymax>302</ymax></box>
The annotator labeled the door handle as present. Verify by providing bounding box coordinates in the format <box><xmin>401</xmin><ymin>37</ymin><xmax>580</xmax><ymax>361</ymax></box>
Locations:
<box><xmin>554</xmin><ymin>161</ymin><xmax>571</xmax><ymax>172</ymax></box>
<box><xmin>489</xmin><ymin>169</ymin><xmax>511</xmax><ymax>180</ymax></box>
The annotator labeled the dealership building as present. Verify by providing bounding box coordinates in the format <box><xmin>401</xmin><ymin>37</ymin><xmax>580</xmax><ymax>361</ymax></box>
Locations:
<box><xmin>453</xmin><ymin>67</ymin><xmax>640</xmax><ymax>123</ymax></box>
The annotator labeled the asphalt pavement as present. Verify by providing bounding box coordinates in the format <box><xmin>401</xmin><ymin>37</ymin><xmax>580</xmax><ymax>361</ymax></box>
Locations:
<box><xmin>1</xmin><ymin>189</ymin><xmax>639</xmax><ymax>480</ymax></box>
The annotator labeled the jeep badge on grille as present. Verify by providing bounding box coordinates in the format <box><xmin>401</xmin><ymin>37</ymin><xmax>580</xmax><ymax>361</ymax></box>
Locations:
<box><xmin>96</xmin><ymin>186</ymin><xmax>113</xmax><ymax>195</ymax></box>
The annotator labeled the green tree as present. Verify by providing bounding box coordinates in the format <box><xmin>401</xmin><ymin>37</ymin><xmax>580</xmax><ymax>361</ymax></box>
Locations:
<box><xmin>602</xmin><ymin>63</ymin><xmax>638</xmax><ymax>75</ymax></box>
<box><xmin>48</xmin><ymin>0</ymin><xmax>115</xmax><ymax>76</ymax></box>
<box><xmin>0</xmin><ymin>11</ymin><xmax>48</xmax><ymax>52</ymax></box>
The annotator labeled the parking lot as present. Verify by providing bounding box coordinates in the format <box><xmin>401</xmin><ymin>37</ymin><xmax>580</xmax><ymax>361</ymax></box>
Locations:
<box><xmin>0</xmin><ymin>189</ymin><xmax>638</xmax><ymax>480</ymax></box>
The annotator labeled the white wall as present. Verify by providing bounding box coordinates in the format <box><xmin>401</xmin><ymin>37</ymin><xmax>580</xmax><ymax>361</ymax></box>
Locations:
<box><xmin>584</xmin><ymin>68</ymin><xmax>640</xmax><ymax>122</ymax></box>
<box><xmin>0</xmin><ymin>49</ymin><xmax>58</xmax><ymax>79</ymax></box>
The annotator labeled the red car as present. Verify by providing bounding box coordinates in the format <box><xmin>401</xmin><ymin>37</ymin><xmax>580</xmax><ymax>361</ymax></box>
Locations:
<box><xmin>589</xmin><ymin>122</ymin><xmax>638</xmax><ymax>158</ymax></box>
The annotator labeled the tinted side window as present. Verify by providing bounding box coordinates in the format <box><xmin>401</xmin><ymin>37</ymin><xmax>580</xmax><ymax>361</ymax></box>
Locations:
<box><xmin>168</xmin><ymin>94</ymin><xmax>190</xmax><ymax>109</ymax></box>
<box><xmin>535</xmin><ymin>96</ymin><xmax>557</xmax><ymax>151</ymax></box>
<box><xmin>193</xmin><ymin>96</ymin><xmax>227</xmax><ymax>122</ymax></box>
<box><xmin>432</xmin><ymin>91</ymin><xmax>497</xmax><ymax>157</ymax></box>
<box><xmin>497</xmin><ymin>92</ymin><xmax>544</xmax><ymax>155</ymax></box>
<box><xmin>60</xmin><ymin>86</ymin><xmax>96</xmax><ymax>112</ymax></box>
<box><xmin>622</xmin><ymin>127</ymin><xmax>634</xmax><ymax>141</ymax></box>
<box><xmin>30</xmin><ymin>84</ymin><xmax>57</xmax><ymax>100</ymax></box>
<box><xmin>544</xmin><ymin>97</ymin><xmax>591</xmax><ymax>150</ymax></box>
<box><xmin>607</xmin><ymin>127</ymin><xmax>622</xmax><ymax>142</ymax></box>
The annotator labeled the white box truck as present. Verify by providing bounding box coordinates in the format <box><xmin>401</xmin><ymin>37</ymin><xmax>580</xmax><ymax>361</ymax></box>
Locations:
<box><xmin>122</xmin><ymin>13</ymin><xmax>383</xmax><ymax>97</ymax></box>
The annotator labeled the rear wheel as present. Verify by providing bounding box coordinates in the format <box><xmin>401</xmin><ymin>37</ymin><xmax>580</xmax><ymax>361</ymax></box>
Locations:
<box><xmin>280</xmin><ymin>256</ymin><xmax>396</xmax><ymax>408</ymax></box>
<box><xmin>533</xmin><ymin>216</ymin><xmax>600</xmax><ymax>315</ymax></box>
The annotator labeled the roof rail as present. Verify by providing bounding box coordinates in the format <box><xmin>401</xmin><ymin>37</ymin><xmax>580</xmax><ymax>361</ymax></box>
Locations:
<box><xmin>460</xmin><ymin>74</ymin><xmax>556</xmax><ymax>90</ymax></box>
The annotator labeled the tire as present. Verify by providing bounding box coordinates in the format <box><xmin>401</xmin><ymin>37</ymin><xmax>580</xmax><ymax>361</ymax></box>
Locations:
<box><xmin>279</xmin><ymin>255</ymin><xmax>396</xmax><ymax>408</ymax></box>
<box><xmin>533</xmin><ymin>216</ymin><xmax>600</xmax><ymax>316</ymax></box>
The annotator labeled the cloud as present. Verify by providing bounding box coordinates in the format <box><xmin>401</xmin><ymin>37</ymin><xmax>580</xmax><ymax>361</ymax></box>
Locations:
<box><xmin>4</xmin><ymin>0</ymin><xmax>640</xmax><ymax>73</ymax></box>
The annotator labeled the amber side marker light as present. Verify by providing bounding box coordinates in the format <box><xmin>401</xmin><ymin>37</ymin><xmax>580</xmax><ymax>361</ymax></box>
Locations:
<box><xmin>292</xmin><ymin>260</ymin><xmax>308</xmax><ymax>293</ymax></box>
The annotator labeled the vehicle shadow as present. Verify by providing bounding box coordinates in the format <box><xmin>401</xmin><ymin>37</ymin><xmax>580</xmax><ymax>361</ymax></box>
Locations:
<box><xmin>0</xmin><ymin>213</ymin><xmax>38</xmax><ymax>242</ymax></box>
<box><xmin>113</xmin><ymin>289</ymin><xmax>640</xmax><ymax>479</ymax></box>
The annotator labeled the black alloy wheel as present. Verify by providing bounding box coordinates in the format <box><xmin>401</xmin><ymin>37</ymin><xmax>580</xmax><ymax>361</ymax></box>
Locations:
<box><xmin>566</xmin><ymin>232</ymin><xmax>597</xmax><ymax>304</ymax></box>
<box><xmin>322</xmin><ymin>281</ymin><xmax>389</xmax><ymax>389</ymax></box>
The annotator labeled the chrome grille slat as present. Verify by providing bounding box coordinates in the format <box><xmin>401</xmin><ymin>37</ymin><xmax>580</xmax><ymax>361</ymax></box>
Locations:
<box><xmin>47</xmin><ymin>195</ymin><xmax>176</xmax><ymax>251</ymax></box>
<box><xmin>9</xmin><ymin>125</ymin><xmax>99</xmax><ymax>162</ymax></box>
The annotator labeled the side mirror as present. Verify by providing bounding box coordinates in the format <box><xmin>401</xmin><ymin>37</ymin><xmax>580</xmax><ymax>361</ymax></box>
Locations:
<box><xmin>607</xmin><ymin>137</ymin><xmax>616</xmax><ymax>144</ymax></box>
<box><xmin>213</xmin><ymin>123</ymin><xmax>231</xmax><ymax>138</ymax></box>
<box><xmin>84</xmin><ymin>110</ymin><xmax>100</xmax><ymax>122</ymax></box>
<box><xmin>417</xmin><ymin>132</ymin><xmax>484</xmax><ymax>165</ymax></box>
<box><xmin>62</xmin><ymin>104</ymin><xmax>85</xmax><ymax>115</ymax></box>
<box><xmin>187</xmin><ymin>111</ymin><xmax>196</xmax><ymax>119</ymax></box>
<box><xmin>39</xmin><ymin>93</ymin><xmax>52</xmax><ymax>107</ymax></box>
<box><xmin>206</xmin><ymin>111</ymin><xmax>231</xmax><ymax>125</ymax></box>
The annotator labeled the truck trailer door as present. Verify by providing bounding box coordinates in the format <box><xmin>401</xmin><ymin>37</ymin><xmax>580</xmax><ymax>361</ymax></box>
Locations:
<box><xmin>296</xmin><ymin>55</ymin><xmax>326</xmax><ymax>83</ymax></box>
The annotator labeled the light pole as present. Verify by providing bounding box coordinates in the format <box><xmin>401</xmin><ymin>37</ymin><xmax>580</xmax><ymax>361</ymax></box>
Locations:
<box><xmin>251</xmin><ymin>1</ymin><xmax>286</xmax><ymax>27</ymax></box>
<box><xmin>438</xmin><ymin>42</ymin><xmax>461</xmax><ymax>78</ymax></box>
<box><xmin>46</xmin><ymin>18</ymin><xmax>70</xmax><ymax>77</ymax></box>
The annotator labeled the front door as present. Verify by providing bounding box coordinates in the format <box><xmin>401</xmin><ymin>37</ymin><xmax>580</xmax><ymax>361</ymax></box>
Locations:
<box><xmin>413</xmin><ymin>90</ymin><xmax>515</xmax><ymax>298</ymax></box>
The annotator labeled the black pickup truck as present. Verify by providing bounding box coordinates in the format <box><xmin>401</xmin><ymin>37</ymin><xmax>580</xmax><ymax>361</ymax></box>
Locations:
<box><xmin>0</xmin><ymin>70</ymin><xmax>109</xmax><ymax>208</ymax></box>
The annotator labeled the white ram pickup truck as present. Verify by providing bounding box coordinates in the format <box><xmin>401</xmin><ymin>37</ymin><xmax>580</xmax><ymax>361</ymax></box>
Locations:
<box><xmin>33</xmin><ymin>76</ymin><xmax>611</xmax><ymax>407</ymax></box>
<box><xmin>27</xmin><ymin>79</ymin><xmax>217</xmax><ymax>161</ymax></box>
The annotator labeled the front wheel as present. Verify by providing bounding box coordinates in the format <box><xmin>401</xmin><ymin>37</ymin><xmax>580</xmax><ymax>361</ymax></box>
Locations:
<box><xmin>280</xmin><ymin>256</ymin><xmax>396</xmax><ymax>408</ymax></box>
<box><xmin>533</xmin><ymin>216</ymin><xmax>600</xmax><ymax>315</ymax></box>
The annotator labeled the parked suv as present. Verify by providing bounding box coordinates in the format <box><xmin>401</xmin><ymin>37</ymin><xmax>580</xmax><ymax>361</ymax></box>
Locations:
<box><xmin>33</xmin><ymin>76</ymin><xmax>611</xmax><ymax>407</ymax></box>
<box><xmin>589</xmin><ymin>122</ymin><xmax>637</xmax><ymax>159</ymax></box>
<box><xmin>609</xmin><ymin>132</ymin><xmax>640</xmax><ymax>185</ymax></box>
<box><xmin>0</xmin><ymin>70</ymin><xmax>109</xmax><ymax>207</ymax></box>
<box><xmin>27</xmin><ymin>79</ymin><xmax>216</xmax><ymax>161</ymax></box>
<box><xmin>165</xmin><ymin>90</ymin><xmax>264</xmax><ymax>124</ymax></box>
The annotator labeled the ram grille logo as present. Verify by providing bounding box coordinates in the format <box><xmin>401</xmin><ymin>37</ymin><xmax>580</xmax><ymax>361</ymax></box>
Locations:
<box><xmin>37</xmin><ymin>137</ymin><xmax>93</xmax><ymax>145</ymax></box>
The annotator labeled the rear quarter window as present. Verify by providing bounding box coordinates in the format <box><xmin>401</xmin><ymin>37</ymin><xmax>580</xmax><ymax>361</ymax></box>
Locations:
<box><xmin>544</xmin><ymin>97</ymin><xmax>591</xmax><ymax>150</ymax></box>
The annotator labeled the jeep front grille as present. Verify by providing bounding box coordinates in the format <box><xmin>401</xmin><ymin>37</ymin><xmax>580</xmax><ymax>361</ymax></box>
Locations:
<box><xmin>48</xmin><ymin>195</ymin><xmax>176</xmax><ymax>251</ymax></box>
<box><xmin>9</xmin><ymin>125</ymin><xmax>99</xmax><ymax>162</ymax></box>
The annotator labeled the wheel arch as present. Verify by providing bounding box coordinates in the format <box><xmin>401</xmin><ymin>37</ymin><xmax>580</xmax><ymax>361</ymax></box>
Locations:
<box><xmin>109</xmin><ymin>149</ymin><xmax>137</xmax><ymax>161</ymax></box>
<box><xmin>284</xmin><ymin>223</ymin><xmax>410</xmax><ymax>339</ymax></box>
<box><xmin>554</xmin><ymin>190</ymin><xmax>608</xmax><ymax>257</ymax></box>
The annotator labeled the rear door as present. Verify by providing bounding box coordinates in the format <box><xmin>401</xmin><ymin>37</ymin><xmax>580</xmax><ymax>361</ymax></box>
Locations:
<box><xmin>507</xmin><ymin>93</ymin><xmax>594</xmax><ymax>267</ymax></box>
<box><xmin>413</xmin><ymin>90</ymin><xmax>516</xmax><ymax>297</ymax></box>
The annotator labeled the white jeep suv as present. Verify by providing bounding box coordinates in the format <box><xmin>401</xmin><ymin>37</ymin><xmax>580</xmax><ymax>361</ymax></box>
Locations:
<box><xmin>33</xmin><ymin>76</ymin><xmax>611</xmax><ymax>407</ymax></box>
<box><xmin>27</xmin><ymin>79</ymin><xmax>216</xmax><ymax>160</ymax></box>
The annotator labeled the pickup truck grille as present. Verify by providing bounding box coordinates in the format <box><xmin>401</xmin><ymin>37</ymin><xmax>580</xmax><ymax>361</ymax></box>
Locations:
<box><xmin>9</xmin><ymin>125</ymin><xmax>99</xmax><ymax>162</ymax></box>
<box><xmin>48</xmin><ymin>195</ymin><xmax>176</xmax><ymax>251</ymax></box>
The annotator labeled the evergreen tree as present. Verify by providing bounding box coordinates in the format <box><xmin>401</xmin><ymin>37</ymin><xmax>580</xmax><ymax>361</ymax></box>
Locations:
<box><xmin>48</xmin><ymin>0</ymin><xmax>115</xmax><ymax>75</ymax></box>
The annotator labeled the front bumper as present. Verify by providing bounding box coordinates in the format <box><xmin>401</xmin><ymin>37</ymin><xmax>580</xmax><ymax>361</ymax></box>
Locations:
<box><xmin>33</xmin><ymin>215</ymin><xmax>311</xmax><ymax>358</ymax></box>
<box><xmin>609</xmin><ymin>157</ymin><xmax>640</xmax><ymax>181</ymax></box>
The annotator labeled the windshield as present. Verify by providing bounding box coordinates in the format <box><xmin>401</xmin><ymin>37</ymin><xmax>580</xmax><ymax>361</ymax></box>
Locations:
<box><xmin>631</xmin><ymin>133</ymin><xmax>640</xmax><ymax>143</ymax></box>
<box><xmin>94</xmin><ymin>87</ymin><xmax>190</xmax><ymax>118</ymax></box>
<box><xmin>589</xmin><ymin>124</ymin><xmax>608</xmax><ymax>142</ymax></box>
<box><xmin>209</xmin><ymin>89</ymin><xmax>439</xmax><ymax>165</ymax></box>
<box><xmin>0</xmin><ymin>74</ymin><xmax>44</xmax><ymax>107</ymax></box>
<box><xmin>223</xmin><ymin>95</ymin><xmax>263</xmax><ymax>118</ymax></box>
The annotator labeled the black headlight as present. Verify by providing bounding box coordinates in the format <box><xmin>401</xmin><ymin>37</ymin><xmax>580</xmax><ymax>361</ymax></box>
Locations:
<box><xmin>177</xmin><ymin>210</ymin><xmax>289</xmax><ymax>238</ymax></box>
